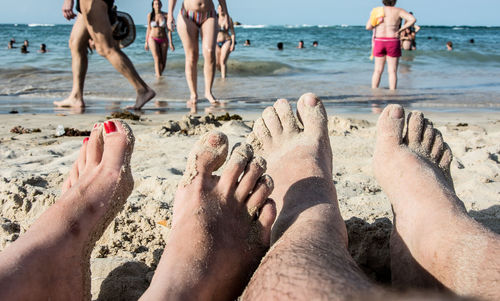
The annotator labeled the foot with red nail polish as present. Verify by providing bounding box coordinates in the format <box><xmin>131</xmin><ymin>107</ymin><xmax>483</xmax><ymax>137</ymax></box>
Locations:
<box><xmin>140</xmin><ymin>131</ymin><xmax>277</xmax><ymax>301</ymax></box>
<box><xmin>0</xmin><ymin>120</ymin><xmax>135</xmax><ymax>301</ymax></box>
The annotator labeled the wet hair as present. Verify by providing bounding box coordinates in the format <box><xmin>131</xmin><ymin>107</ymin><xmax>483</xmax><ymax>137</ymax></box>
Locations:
<box><xmin>8</xmin><ymin>40</ymin><xmax>14</xmax><ymax>46</ymax></box>
<box><xmin>245</xmin><ymin>39</ymin><xmax>250</xmax><ymax>45</ymax></box>
<box><xmin>277</xmin><ymin>42</ymin><xmax>283</xmax><ymax>50</ymax></box>
<box><xmin>469</xmin><ymin>39</ymin><xmax>475</xmax><ymax>44</ymax></box>
<box><xmin>382</xmin><ymin>0</ymin><xmax>397</xmax><ymax>6</ymax></box>
<box><xmin>150</xmin><ymin>0</ymin><xmax>162</xmax><ymax>21</ymax></box>
<box><xmin>41</xmin><ymin>43</ymin><xmax>46</xmax><ymax>50</ymax></box>
<box><xmin>299</xmin><ymin>40</ymin><xmax>304</xmax><ymax>44</ymax></box>
<box><xmin>446</xmin><ymin>41</ymin><xmax>453</xmax><ymax>47</ymax></box>
<box><xmin>313</xmin><ymin>41</ymin><xmax>318</xmax><ymax>46</ymax></box>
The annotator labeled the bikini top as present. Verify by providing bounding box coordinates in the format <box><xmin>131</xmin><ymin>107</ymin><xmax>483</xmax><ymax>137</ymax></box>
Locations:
<box><xmin>151</xmin><ymin>18</ymin><xmax>166</xmax><ymax>28</ymax></box>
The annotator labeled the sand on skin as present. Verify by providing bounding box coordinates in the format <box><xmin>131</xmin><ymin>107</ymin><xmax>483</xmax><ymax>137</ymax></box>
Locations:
<box><xmin>0</xmin><ymin>111</ymin><xmax>499</xmax><ymax>299</ymax></box>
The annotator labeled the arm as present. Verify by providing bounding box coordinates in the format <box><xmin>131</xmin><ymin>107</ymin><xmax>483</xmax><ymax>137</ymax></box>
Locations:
<box><xmin>229</xmin><ymin>18</ymin><xmax>235</xmax><ymax>52</ymax></box>
<box><xmin>396</xmin><ymin>9</ymin><xmax>416</xmax><ymax>35</ymax></box>
<box><xmin>62</xmin><ymin>0</ymin><xmax>76</xmax><ymax>20</ymax></box>
<box><xmin>145</xmin><ymin>13</ymin><xmax>151</xmax><ymax>51</ymax></box>
<box><xmin>366</xmin><ymin>18</ymin><xmax>374</xmax><ymax>30</ymax></box>
<box><xmin>167</xmin><ymin>0</ymin><xmax>177</xmax><ymax>32</ymax></box>
<box><xmin>167</xmin><ymin>14</ymin><xmax>174</xmax><ymax>51</ymax></box>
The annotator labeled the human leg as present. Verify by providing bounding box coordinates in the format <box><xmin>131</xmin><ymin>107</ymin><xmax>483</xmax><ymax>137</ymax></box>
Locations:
<box><xmin>79</xmin><ymin>0</ymin><xmax>155</xmax><ymax>109</ymax></box>
<box><xmin>148</xmin><ymin>38</ymin><xmax>162</xmax><ymax>78</ymax></box>
<box><xmin>372</xmin><ymin>56</ymin><xmax>386</xmax><ymax>89</ymax></box>
<box><xmin>0</xmin><ymin>120</ymin><xmax>135</xmax><ymax>301</ymax></box>
<box><xmin>243</xmin><ymin>94</ymin><xmax>378</xmax><ymax>300</ymax></box>
<box><xmin>386</xmin><ymin>56</ymin><xmax>399</xmax><ymax>90</ymax></box>
<box><xmin>54</xmin><ymin>15</ymin><xmax>90</xmax><ymax>108</ymax></box>
<box><xmin>200</xmin><ymin>16</ymin><xmax>219</xmax><ymax>104</ymax></box>
<box><xmin>219</xmin><ymin>41</ymin><xmax>232</xmax><ymax>79</ymax></box>
<box><xmin>373</xmin><ymin>105</ymin><xmax>500</xmax><ymax>300</ymax></box>
<box><xmin>140</xmin><ymin>132</ymin><xmax>276</xmax><ymax>300</ymax></box>
<box><xmin>177</xmin><ymin>12</ymin><xmax>200</xmax><ymax>105</ymax></box>
<box><xmin>159</xmin><ymin>41</ymin><xmax>168</xmax><ymax>74</ymax></box>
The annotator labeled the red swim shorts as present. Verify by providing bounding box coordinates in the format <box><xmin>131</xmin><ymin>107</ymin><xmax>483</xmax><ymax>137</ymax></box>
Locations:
<box><xmin>373</xmin><ymin>38</ymin><xmax>401</xmax><ymax>58</ymax></box>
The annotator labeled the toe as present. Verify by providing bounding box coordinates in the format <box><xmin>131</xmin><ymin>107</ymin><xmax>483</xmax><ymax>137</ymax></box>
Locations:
<box><xmin>262</xmin><ymin>106</ymin><xmax>283</xmax><ymax>137</ymax></box>
<box><xmin>430</xmin><ymin>130</ymin><xmax>444</xmax><ymax>163</ymax></box>
<box><xmin>218</xmin><ymin>143</ymin><xmax>253</xmax><ymax>196</ymax></box>
<box><xmin>251</xmin><ymin>118</ymin><xmax>272</xmax><ymax>150</ymax></box>
<box><xmin>257</xmin><ymin>199</ymin><xmax>277</xmax><ymax>244</ymax></box>
<box><xmin>273</xmin><ymin>99</ymin><xmax>299</xmax><ymax>134</ymax></box>
<box><xmin>439</xmin><ymin>143</ymin><xmax>453</xmax><ymax>172</ymax></box>
<box><xmin>420</xmin><ymin>119</ymin><xmax>435</xmax><ymax>155</ymax></box>
<box><xmin>77</xmin><ymin>137</ymin><xmax>89</xmax><ymax>175</ymax></box>
<box><xmin>406</xmin><ymin>111</ymin><xmax>424</xmax><ymax>147</ymax></box>
<box><xmin>296</xmin><ymin>93</ymin><xmax>328</xmax><ymax>137</ymax></box>
<box><xmin>235</xmin><ymin>157</ymin><xmax>267</xmax><ymax>203</ymax></box>
<box><xmin>85</xmin><ymin>123</ymin><xmax>105</xmax><ymax>168</ymax></box>
<box><xmin>181</xmin><ymin>131</ymin><xmax>229</xmax><ymax>187</ymax></box>
<box><xmin>68</xmin><ymin>161</ymin><xmax>79</xmax><ymax>191</ymax></box>
<box><xmin>246</xmin><ymin>175</ymin><xmax>274</xmax><ymax>214</ymax></box>
<box><xmin>101</xmin><ymin>120</ymin><xmax>135</xmax><ymax>172</ymax></box>
<box><xmin>376</xmin><ymin>104</ymin><xmax>405</xmax><ymax>147</ymax></box>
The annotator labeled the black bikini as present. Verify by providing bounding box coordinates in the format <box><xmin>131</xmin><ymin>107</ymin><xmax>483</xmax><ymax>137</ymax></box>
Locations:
<box><xmin>76</xmin><ymin>0</ymin><xmax>116</xmax><ymax>24</ymax></box>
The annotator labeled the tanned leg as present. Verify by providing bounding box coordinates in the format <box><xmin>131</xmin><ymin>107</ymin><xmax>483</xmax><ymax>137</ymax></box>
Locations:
<box><xmin>243</xmin><ymin>94</ymin><xmax>378</xmax><ymax>300</ymax></box>
<box><xmin>0</xmin><ymin>120</ymin><xmax>135</xmax><ymax>301</ymax></box>
<box><xmin>386</xmin><ymin>56</ymin><xmax>399</xmax><ymax>90</ymax></box>
<box><xmin>372</xmin><ymin>56</ymin><xmax>385</xmax><ymax>89</ymax></box>
<box><xmin>200</xmin><ymin>16</ymin><xmax>220</xmax><ymax>105</ymax></box>
<box><xmin>177</xmin><ymin>12</ymin><xmax>199</xmax><ymax>106</ymax></box>
<box><xmin>374</xmin><ymin>105</ymin><xmax>500</xmax><ymax>300</ymax></box>
<box><xmin>140</xmin><ymin>132</ymin><xmax>276</xmax><ymax>301</ymax></box>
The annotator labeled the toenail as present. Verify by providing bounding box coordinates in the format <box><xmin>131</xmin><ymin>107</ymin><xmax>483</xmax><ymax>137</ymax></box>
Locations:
<box><xmin>304</xmin><ymin>94</ymin><xmax>319</xmax><ymax>107</ymax></box>
<box><xmin>390</xmin><ymin>106</ymin><xmax>404</xmax><ymax>119</ymax></box>
<box><xmin>104</xmin><ymin>121</ymin><xmax>117</xmax><ymax>134</ymax></box>
<box><xmin>83</xmin><ymin>137</ymin><xmax>89</xmax><ymax>144</ymax></box>
<box><xmin>93</xmin><ymin>123</ymin><xmax>99</xmax><ymax>129</ymax></box>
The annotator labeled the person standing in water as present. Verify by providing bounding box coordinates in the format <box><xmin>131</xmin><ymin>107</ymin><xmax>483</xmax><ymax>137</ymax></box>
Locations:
<box><xmin>167</xmin><ymin>0</ymin><xmax>230</xmax><ymax>107</ymax></box>
<box><xmin>145</xmin><ymin>0</ymin><xmax>175</xmax><ymax>78</ymax></box>
<box><xmin>366</xmin><ymin>0</ymin><xmax>415</xmax><ymax>90</ymax></box>
<box><xmin>215</xmin><ymin>4</ymin><xmax>235</xmax><ymax>79</ymax></box>
<box><xmin>55</xmin><ymin>0</ymin><xmax>156</xmax><ymax>109</ymax></box>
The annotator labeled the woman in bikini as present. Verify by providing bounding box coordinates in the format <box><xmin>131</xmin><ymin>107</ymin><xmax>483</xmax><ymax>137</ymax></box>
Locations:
<box><xmin>145</xmin><ymin>0</ymin><xmax>175</xmax><ymax>78</ymax></box>
<box><xmin>215</xmin><ymin>4</ymin><xmax>235</xmax><ymax>79</ymax></box>
<box><xmin>168</xmin><ymin>0</ymin><xmax>230</xmax><ymax>106</ymax></box>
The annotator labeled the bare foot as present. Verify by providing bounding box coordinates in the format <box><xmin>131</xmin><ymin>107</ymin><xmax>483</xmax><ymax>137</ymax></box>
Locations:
<box><xmin>205</xmin><ymin>91</ymin><xmax>221</xmax><ymax>105</ymax></box>
<box><xmin>243</xmin><ymin>94</ymin><xmax>374</xmax><ymax>300</ymax></box>
<box><xmin>127</xmin><ymin>87</ymin><xmax>156</xmax><ymax>110</ymax></box>
<box><xmin>374</xmin><ymin>105</ymin><xmax>500</xmax><ymax>299</ymax></box>
<box><xmin>141</xmin><ymin>132</ymin><xmax>276</xmax><ymax>300</ymax></box>
<box><xmin>0</xmin><ymin>120</ymin><xmax>134</xmax><ymax>300</ymax></box>
<box><xmin>54</xmin><ymin>94</ymin><xmax>85</xmax><ymax>108</ymax></box>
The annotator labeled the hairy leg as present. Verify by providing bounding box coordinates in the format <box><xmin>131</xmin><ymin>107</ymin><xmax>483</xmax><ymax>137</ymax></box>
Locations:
<box><xmin>79</xmin><ymin>0</ymin><xmax>155</xmax><ymax>109</ymax></box>
<box><xmin>140</xmin><ymin>132</ymin><xmax>276</xmax><ymax>300</ymax></box>
<box><xmin>372</xmin><ymin>56</ymin><xmax>385</xmax><ymax>89</ymax></box>
<box><xmin>200</xmin><ymin>17</ymin><xmax>219</xmax><ymax>105</ymax></box>
<box><xmin>243</xmin><ymin>94</ymin><xmax>378</xmax><ymax>300</ymax></box>
<box><xmin>374</xmin><ymin>105</ymin><xmax>500</xmax><ymax>300</ymax></box>
<box><xmin>386</xmin><ymin>56</ymin><xmax>399</xmax><ymax>90</ymax></box>
<box><xmin>54</xmin><ymin>15</ymin><xmax>90</xmax><ymax>108</ymax></box>
<box><xmin>177</xmin><ymin>12</ymin><xmax>199</xmax><ymax>105</ymax></box>
<box><xmin>0</xmin><ymin>121</ymin><xmax>134</xmax><ymax>301</ymax></box>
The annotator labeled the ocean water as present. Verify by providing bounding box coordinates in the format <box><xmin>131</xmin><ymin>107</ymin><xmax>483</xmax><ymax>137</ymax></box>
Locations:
<box><xmin>1</xmin><ymin>23</ymin><xmax>500</xmax><ymax>114</ymax></box>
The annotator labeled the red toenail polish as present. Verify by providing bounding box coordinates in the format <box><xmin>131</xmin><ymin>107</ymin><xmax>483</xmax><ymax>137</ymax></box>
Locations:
<box><xmin>83</xmin><ymin>137</ymin><xmax>89</xmax><ymax>144</ymax></box>
<box><xmin>104</xmin><ymin>121</ymin><xmax>117</xmax><ymax>134</ymax></box>
<box><xmin>93</xmin><ymin>123</ymin><xmax>99</xmax><ymax>129</ymax></box>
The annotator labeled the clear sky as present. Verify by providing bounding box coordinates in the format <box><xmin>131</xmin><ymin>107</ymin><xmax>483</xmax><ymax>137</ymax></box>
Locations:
<box><xmin>0</xmin><ymin>0</ymin><xmax>498</xmax><ymax>26</ymax></box>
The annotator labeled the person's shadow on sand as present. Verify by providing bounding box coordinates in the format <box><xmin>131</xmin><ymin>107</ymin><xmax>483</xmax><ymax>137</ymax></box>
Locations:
<box><xmin>96</xmin><ymin>261</ymin><xmax>151</xmax><ymax>301</ymax></box>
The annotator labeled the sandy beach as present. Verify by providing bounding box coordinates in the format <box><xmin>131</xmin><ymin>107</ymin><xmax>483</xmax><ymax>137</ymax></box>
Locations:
<box><xmin>0</xmin><ymin>110</ymin><xmax>499</xmax><ymax>299</ymax></box>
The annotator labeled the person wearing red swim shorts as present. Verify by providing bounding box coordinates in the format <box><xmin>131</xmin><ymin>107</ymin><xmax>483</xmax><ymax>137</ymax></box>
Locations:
<box><xmin>366</xmin><ymin>0</ymin><xmax>415</xmax><ymax>90</ymax></box>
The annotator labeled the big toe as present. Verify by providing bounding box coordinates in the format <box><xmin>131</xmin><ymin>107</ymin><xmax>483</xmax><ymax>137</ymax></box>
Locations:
<box><xmin>181</xmin><ymin>131</ymin><xmax>229</xmax><ymax>187</ymax></box>
<box><xmin>296</xmin><ymin>93</ymin><xmax>328</xmax><ymax>137</ymax></box>
<box><xmin>376</xmin><ymin>104</ymin><xmax>405</xmax><ymax>148</ymax></box>
<box><xmin>101</xmin><ymin>120</ymin><xmax>135</xmax><ymax>172</ymax></box>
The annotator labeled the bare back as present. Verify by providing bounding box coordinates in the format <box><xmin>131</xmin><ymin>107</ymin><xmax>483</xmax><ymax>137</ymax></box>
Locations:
<box><xmin>183</xmin><ymin>0</ymin><xmax>214</xmax><ymax>12</ymax></box>
<box><xmin>375</xmin><ymin>6</ymin><xmax>414</xmax><ymax>38</ymax></box>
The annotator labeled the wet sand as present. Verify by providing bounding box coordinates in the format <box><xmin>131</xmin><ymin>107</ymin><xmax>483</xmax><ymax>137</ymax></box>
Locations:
<box><xmin>0</xmin><ymin>111</ymin><xmax>499</xmax><ymax>299</ymax></box>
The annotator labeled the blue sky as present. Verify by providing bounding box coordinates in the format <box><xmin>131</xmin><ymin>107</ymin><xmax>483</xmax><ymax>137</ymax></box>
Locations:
<box><xmin>0</xmin><ymin>0</ymin><xmax>498</xmax><ymax>26</ymax></box>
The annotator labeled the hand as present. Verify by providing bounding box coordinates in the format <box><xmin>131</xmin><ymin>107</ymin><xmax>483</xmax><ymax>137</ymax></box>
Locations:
<box><xmin>145</xmin><ymin>43</ymin><xmax>149</xmax><ymax>51</ymax></box>
<box><xmin>394</xmin><ymin>31</ymin><xmax>401</xmax><ymax>38</ymax></box>
<box><xmin>230</xmin><ymin>43</ymin><xmax>235</xmax><ymax>52</ymax></box>
<box><xmin>170</xmin><ymin>44</ymin><xmax>175</xmax><ymax>52</ymax></box>
<box><xmin>62</xmin><ymin>0</ymin><xmax>76</xmax><ymax>20</ymax></box>
<box><xmin>167</xmin><ymin>15</ymin><xmax>176</xmax><ymax>32</ymax></box>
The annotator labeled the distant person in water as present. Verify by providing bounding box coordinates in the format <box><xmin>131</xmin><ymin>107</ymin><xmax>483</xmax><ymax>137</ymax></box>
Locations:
<box><xmin>312</xmin><ymin>41</ymin><xmax>318</xmax><ymax>47</ymax></box>
<box><xmin>469</xmin><ymin>38</ymin><xmax>475</xmax><ymax>44</ymax></box>
<box><xmin>244</xmin><ymin>39</ymin><xmax>250</xmax><ymax>46</ymax></box>
<box><xmin>408</xmin><ymin>12</ymin><xmax>420</xmax><ymax>50</ymax></box>
<box><xmin>23</xmin><ymin>40</ymin><xmax>29</xmax><ymax>48</ymax></box>
<box><xmin>366</xmin><ymin>0</ymin><xmax>416</xmax><ymax>90</ymax></box>
<box><xmin>54</xmin><ymin>0</ymin><xmax>156</xmax><ymax>109</ymax></box>
<box><xmin>38</xmin><ymin>44</ymin><xmax>48</xmax><ymax>53</ymax></box>
<box><xmin>7</xmin><ymin>40</ymin><xmax>16</xmax><ymax>49</ymax></box>
<box><xmin>216</xmin><ymin>4</ymin><xmax>236</xmax><ymax>79</ymax></box>
<box><xmin>297</xmin><ymin>40</ymin><xmax>305</xmax><ymax>49</ymax></box>
<box><xmin>277</xmin><ymin>42</ymin><xmax>283</xmax><ymax>50</ymax></box>
<box><xmin>168</xmin><ymin>0</ymin><xmax>230</xmax><ymax>107</ymax></box>
<box><xmin>20</xmin><ymin>45</ymin><xmax>29</xmax><ymax>54</ymax></box>
<box><xmin>400</xmin><ymin>28</ymin><xmax>412</xmax><ymax>50</ymax></box>
<box><xmin>446</xmin><ymin>41</ymin><xmax>453</xmax><ymax>51</ymax></box>
<box><xmin>145</xmin><ymin>0</ymin><xmax>175</xmax><ymax>78</ymax></box>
